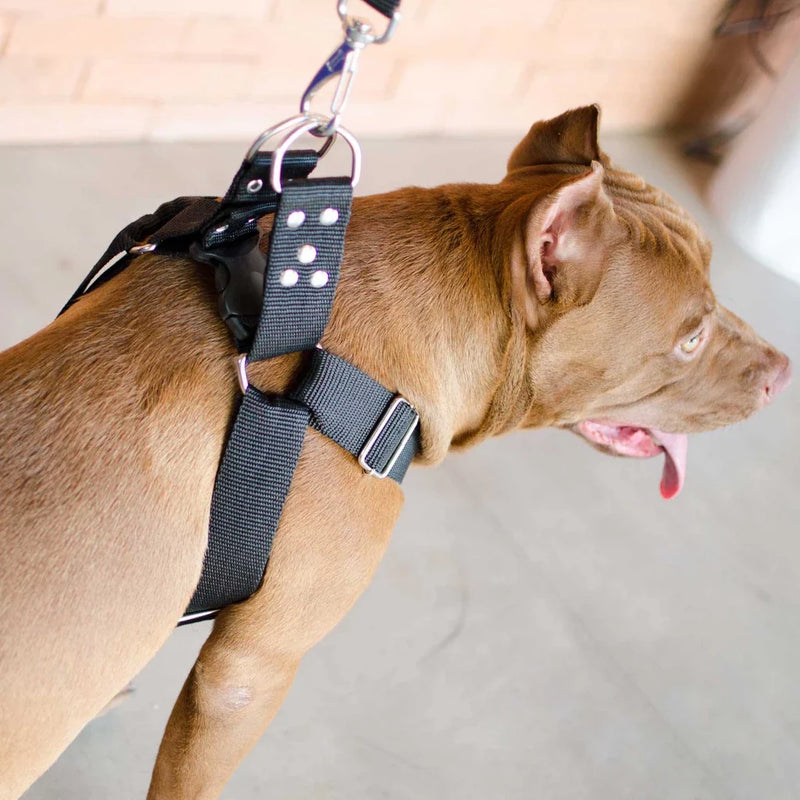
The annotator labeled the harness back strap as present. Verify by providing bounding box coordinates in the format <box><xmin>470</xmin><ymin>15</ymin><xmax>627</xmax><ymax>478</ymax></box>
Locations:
<box><xmin>60</xmin><ymin>150</ymin><xmax>321</xmax><ymax>320</ymax></box>
<box><xmin>59</xmin><ymin>196</ymin><xmax>219</xmax><ymax>316</ymax></box>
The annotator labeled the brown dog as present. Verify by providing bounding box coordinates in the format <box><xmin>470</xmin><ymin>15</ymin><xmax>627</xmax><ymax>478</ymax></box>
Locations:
<box><xmin>0</xmin><ymin>106</ymin><xmax>790</xmax><ymax>799</ymax></box>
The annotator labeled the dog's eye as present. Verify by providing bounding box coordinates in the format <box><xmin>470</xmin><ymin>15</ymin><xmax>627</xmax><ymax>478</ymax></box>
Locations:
<box><xmin>680</xmin><ymin>331</ymin><xmax>703</xmax><ymax>354</ymax></box>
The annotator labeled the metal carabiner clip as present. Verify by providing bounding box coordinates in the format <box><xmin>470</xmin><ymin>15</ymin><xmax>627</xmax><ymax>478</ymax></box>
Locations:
<box><xmin>300</xmin><ymin>0</ymin><xmax>400</xmax><ymax>136</ymax></box>
<box><xmin>300</xmin><ymin>2</ymin><xmax>400</xmax><ymax>136</ymax></box>
<box><xmin>300</xmin><ymin>30</ymin><xmax>365</xmax><ymax>136</ymax></box>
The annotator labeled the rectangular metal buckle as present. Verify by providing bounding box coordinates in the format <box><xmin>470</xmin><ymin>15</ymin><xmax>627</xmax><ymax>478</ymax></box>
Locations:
<box><xmin>358</xmin><ymin>396</ymin><xmax>419</xmax><ymax>479</ymax></box>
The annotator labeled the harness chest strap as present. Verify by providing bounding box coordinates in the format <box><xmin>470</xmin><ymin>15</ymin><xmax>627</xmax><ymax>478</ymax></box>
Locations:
<box><xmin>185</xmin><ymin>348</ymin><xmax>420</xmax><ymax>623</ymax></box>
<box><xmin>185</xmin><ymin>173</ymin><xmax>419</xmax><ymax>621</ymax></box>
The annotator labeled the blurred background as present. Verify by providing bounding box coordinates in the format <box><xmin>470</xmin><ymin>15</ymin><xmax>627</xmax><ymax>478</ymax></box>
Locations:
<box><xmin>2</xmin><ymin>2</ymin><xmax>800</xmax><ymax>799</ymax></box>
<box><xmin>0</xmin><ymin>0</ymin><xmax>798</xmax><ymax>141</ymax></box>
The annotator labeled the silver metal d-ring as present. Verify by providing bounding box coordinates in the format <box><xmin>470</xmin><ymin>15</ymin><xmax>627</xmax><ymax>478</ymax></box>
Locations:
<box><xmin>245</xmin><ymin>114</ymin><xmax>335</xmax><ymax>164</ymax></box>
<box><xmin>270</xmin><ymin>119</ymin><xmax>361</xmax><ymax>194</ymax></box>
<box><xmin>235</xmin><ymin>353</ymin><xmax>249</xmax><ymax>394</ymax></box>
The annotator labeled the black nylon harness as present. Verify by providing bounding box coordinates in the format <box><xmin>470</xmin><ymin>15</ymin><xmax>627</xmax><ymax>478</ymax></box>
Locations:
<box><xmin>62</xmin><ymin>146</ymin><xmax>420</xmax><ymax>625</ymax></box>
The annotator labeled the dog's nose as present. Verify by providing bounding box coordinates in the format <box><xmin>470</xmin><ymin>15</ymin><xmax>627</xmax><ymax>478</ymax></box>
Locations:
<box><xmin>764</xmin><ymin>354</ymin><xmax>792</xmax><ymax>404</ymax></box>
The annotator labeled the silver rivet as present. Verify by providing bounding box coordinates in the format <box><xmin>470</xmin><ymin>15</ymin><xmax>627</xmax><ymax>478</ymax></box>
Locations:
<box><xmin>297</xmin><ymin>244</ymin><xmax>317</xmax><ymax>265</ymax></box>
<box><xmin>310</xmin><ymin>270</ymin><xmax>329</xmax><ymax>288</ymax></box>
<box><xmin>279</xmin><ymin>269</ymin><xmax>299</xmax><ymax>287</ymax></box>
<box><xmin>286</xmin><ymin>210</ymin><xmax>306</xmax><ymax>228</ymax></box>
<box><xmin>319</xmin><ymin>207</ymin><xmax>339</xmax><ymax>226</ymax></box>
<box><xmin>246</xmin><ymin>178</ymin><xmax>263</xmax><ymax>193</ymax></box>
<box><xmin>214</xmin><ymin>224</ymin><xmax>229</xmax><ymax>234</ymax></box>
<box><xmin>247</xmin><ymin>217</ymin><xmax>255</xmax><ymax>224</ymax></box>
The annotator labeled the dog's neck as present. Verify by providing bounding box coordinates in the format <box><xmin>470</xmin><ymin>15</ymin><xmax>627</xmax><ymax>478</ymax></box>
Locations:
<box><xmin>314</xmin><ymin>183</ymin><xmax>532</xmax><ymax>464</ymax></box>
<box><xmin>97</xmin><ymin>181</ymin><xmax>539</xmax><ymax>469</ymax></box>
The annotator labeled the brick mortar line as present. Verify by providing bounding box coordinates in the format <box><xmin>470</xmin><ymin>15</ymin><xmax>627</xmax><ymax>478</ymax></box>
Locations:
<box><xmin>0</xmin><ymin>13</ymin><xmax>15</xmax><ymax>59</ymax></box>
<box><xmin>383</xmin><ymin>57</ymin><xmax>404</xmax><ymax>101</ymax></box>
<box><xmin>72</xmin><ymin>59</ymin><xmax>92</xmax><ymax>101</ymax></box>
<box><xmin>514</xmin><ymin>62</ymin><xmax>538</xmax><ymax>100</ymax></box>
<box><xmin>82</xmin><ymin>55</ymin><xmax>259</xmax><ymax>64</ymax></box>
<box><xmin>175</xmin><ymin>16</ymin><xmax>191</xmax><ymax>56</ymax></box>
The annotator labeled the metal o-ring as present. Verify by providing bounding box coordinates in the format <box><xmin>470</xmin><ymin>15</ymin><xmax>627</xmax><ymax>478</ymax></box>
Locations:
<box><xmin>244</xmin><ymin>114</ymin><xmax>335</xmax><ymax>164</ymax></box>
<box><xmin>269</xmin><ymin>118</ymin><xmax>361</xmax><ymax>194</ymax></box>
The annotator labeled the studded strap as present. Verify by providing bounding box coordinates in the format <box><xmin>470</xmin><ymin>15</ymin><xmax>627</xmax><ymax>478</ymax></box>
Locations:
<box><xmin>250</xmin><ymin>178</ymin><xmax>353</xmax><ymax>361</ymax></box>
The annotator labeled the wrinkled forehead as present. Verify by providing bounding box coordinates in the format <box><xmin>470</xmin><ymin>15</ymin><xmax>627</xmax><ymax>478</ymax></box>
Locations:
<box><xmin>603</xmin><ymin>164</ymin><xmax>712</xmax><ymax>278</ymax></box>
<box><xmin>601</xmin><ymin>166</ymin><xmax>715</xmax><ymax>335</ymax></box>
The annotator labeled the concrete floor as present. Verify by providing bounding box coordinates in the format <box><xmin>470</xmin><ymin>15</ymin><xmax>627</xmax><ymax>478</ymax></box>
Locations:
<box><xmin>2</xmin><ymin>131</ymin><xmax>799</xmax><ymax>800</ymax></box>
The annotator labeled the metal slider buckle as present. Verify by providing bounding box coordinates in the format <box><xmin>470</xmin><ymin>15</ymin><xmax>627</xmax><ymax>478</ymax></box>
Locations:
<box><xmin>358</xmin><ymin>396</ymin><xmax>419</xmax><ymax>479</ymax></box>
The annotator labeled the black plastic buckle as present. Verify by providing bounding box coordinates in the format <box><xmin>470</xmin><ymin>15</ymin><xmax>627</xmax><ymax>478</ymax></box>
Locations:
<box><xmin>190</xmin><ymin>149</ymin><xmax>321</xmax><ymax>350</ymax></box>
<box><xmin>189</xmin><ymin>236</ymin><xmax>266</xmax><ymax>351</ymax></box>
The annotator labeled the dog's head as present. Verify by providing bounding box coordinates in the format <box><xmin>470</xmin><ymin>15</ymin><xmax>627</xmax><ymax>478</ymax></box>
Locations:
<box><xmin>499</xmin><ymin>105</ymin><xmax>791</xmax><ymax>498</ymax></box>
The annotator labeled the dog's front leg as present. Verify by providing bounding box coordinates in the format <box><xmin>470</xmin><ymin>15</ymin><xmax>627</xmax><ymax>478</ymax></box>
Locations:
<box><xmin>146</xmin><ymin>619</ymin><xmax>301</xmax><ymax>800</ymax></box>
<box><xmin>147</xmin><ymin>434</ymin><xmax>405</xmax><ymax>799</ymax></box>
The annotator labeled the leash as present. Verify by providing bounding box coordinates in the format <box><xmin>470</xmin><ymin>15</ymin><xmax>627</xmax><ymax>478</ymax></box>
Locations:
<box><xmin>59</xmin><ymin>0</ymin><xmax>416</xmax><ymax>626</ymax></box>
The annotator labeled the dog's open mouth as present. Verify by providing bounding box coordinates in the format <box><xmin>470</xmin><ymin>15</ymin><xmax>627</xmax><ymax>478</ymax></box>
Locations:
<box><xmin>575</xmin><ymin>420</ymin><xmax>689</xmax><ymax>500</ymax></box>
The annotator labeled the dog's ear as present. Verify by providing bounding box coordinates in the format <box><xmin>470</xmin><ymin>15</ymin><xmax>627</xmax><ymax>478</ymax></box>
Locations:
<box><xmin>508</xmin><ymin>105</ymin><xmax>603</xmax><ymax>171</ymax></box>
<box><xmin>515</xmin><ymin>161</ymin><xmax>613</xmax><ymax>325</ymax></box>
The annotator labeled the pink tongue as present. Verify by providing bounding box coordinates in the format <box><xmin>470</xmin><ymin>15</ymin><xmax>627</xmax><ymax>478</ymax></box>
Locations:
<box><xmin>651</xmin><ymin>429</ymin><xmax>689</xmax><ymax>500</ymax></box>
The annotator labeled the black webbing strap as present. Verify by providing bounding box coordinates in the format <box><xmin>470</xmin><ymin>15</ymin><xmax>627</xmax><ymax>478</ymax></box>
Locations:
<box><xmin>59</xmin><ymin>196</ymin><xmax>219</xmax><ymax>315</ymax></box>
<box><xmin>187</xmin><ymin>392</ymin><xmax>310</xmax><ymax>615</ymax></box>
<box><xmin>59</xmin><ymin>150</ymin><xmax>321</xmax><ymax>322</ymax></box>
<box><xmin>365</xmin><ymin>0</ymin><xmax>400</xmax><ymax>17</ymax></box>
<box><xmin>200</xmin><ymin>150</ymin><xmax>319</xmax><ymax>250</ymax></box>
<box><xmin>191</xmin><ymin>150</ymin><xmax>322</xmax><ymax>349</ymax></box>
<box><xmin>291</xmin><ymin>347</ymin><xmax>419</xmax><ymax>481</ymax></box>
<box><xmin>183</xmin><ymin>346</ymin><xmax>419</xmax><ymax>619</ymax></box>
<box><xmin>252</xmin><ymin>178</ymin><xmax>353</xmax><ymax>359</ymax></box>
